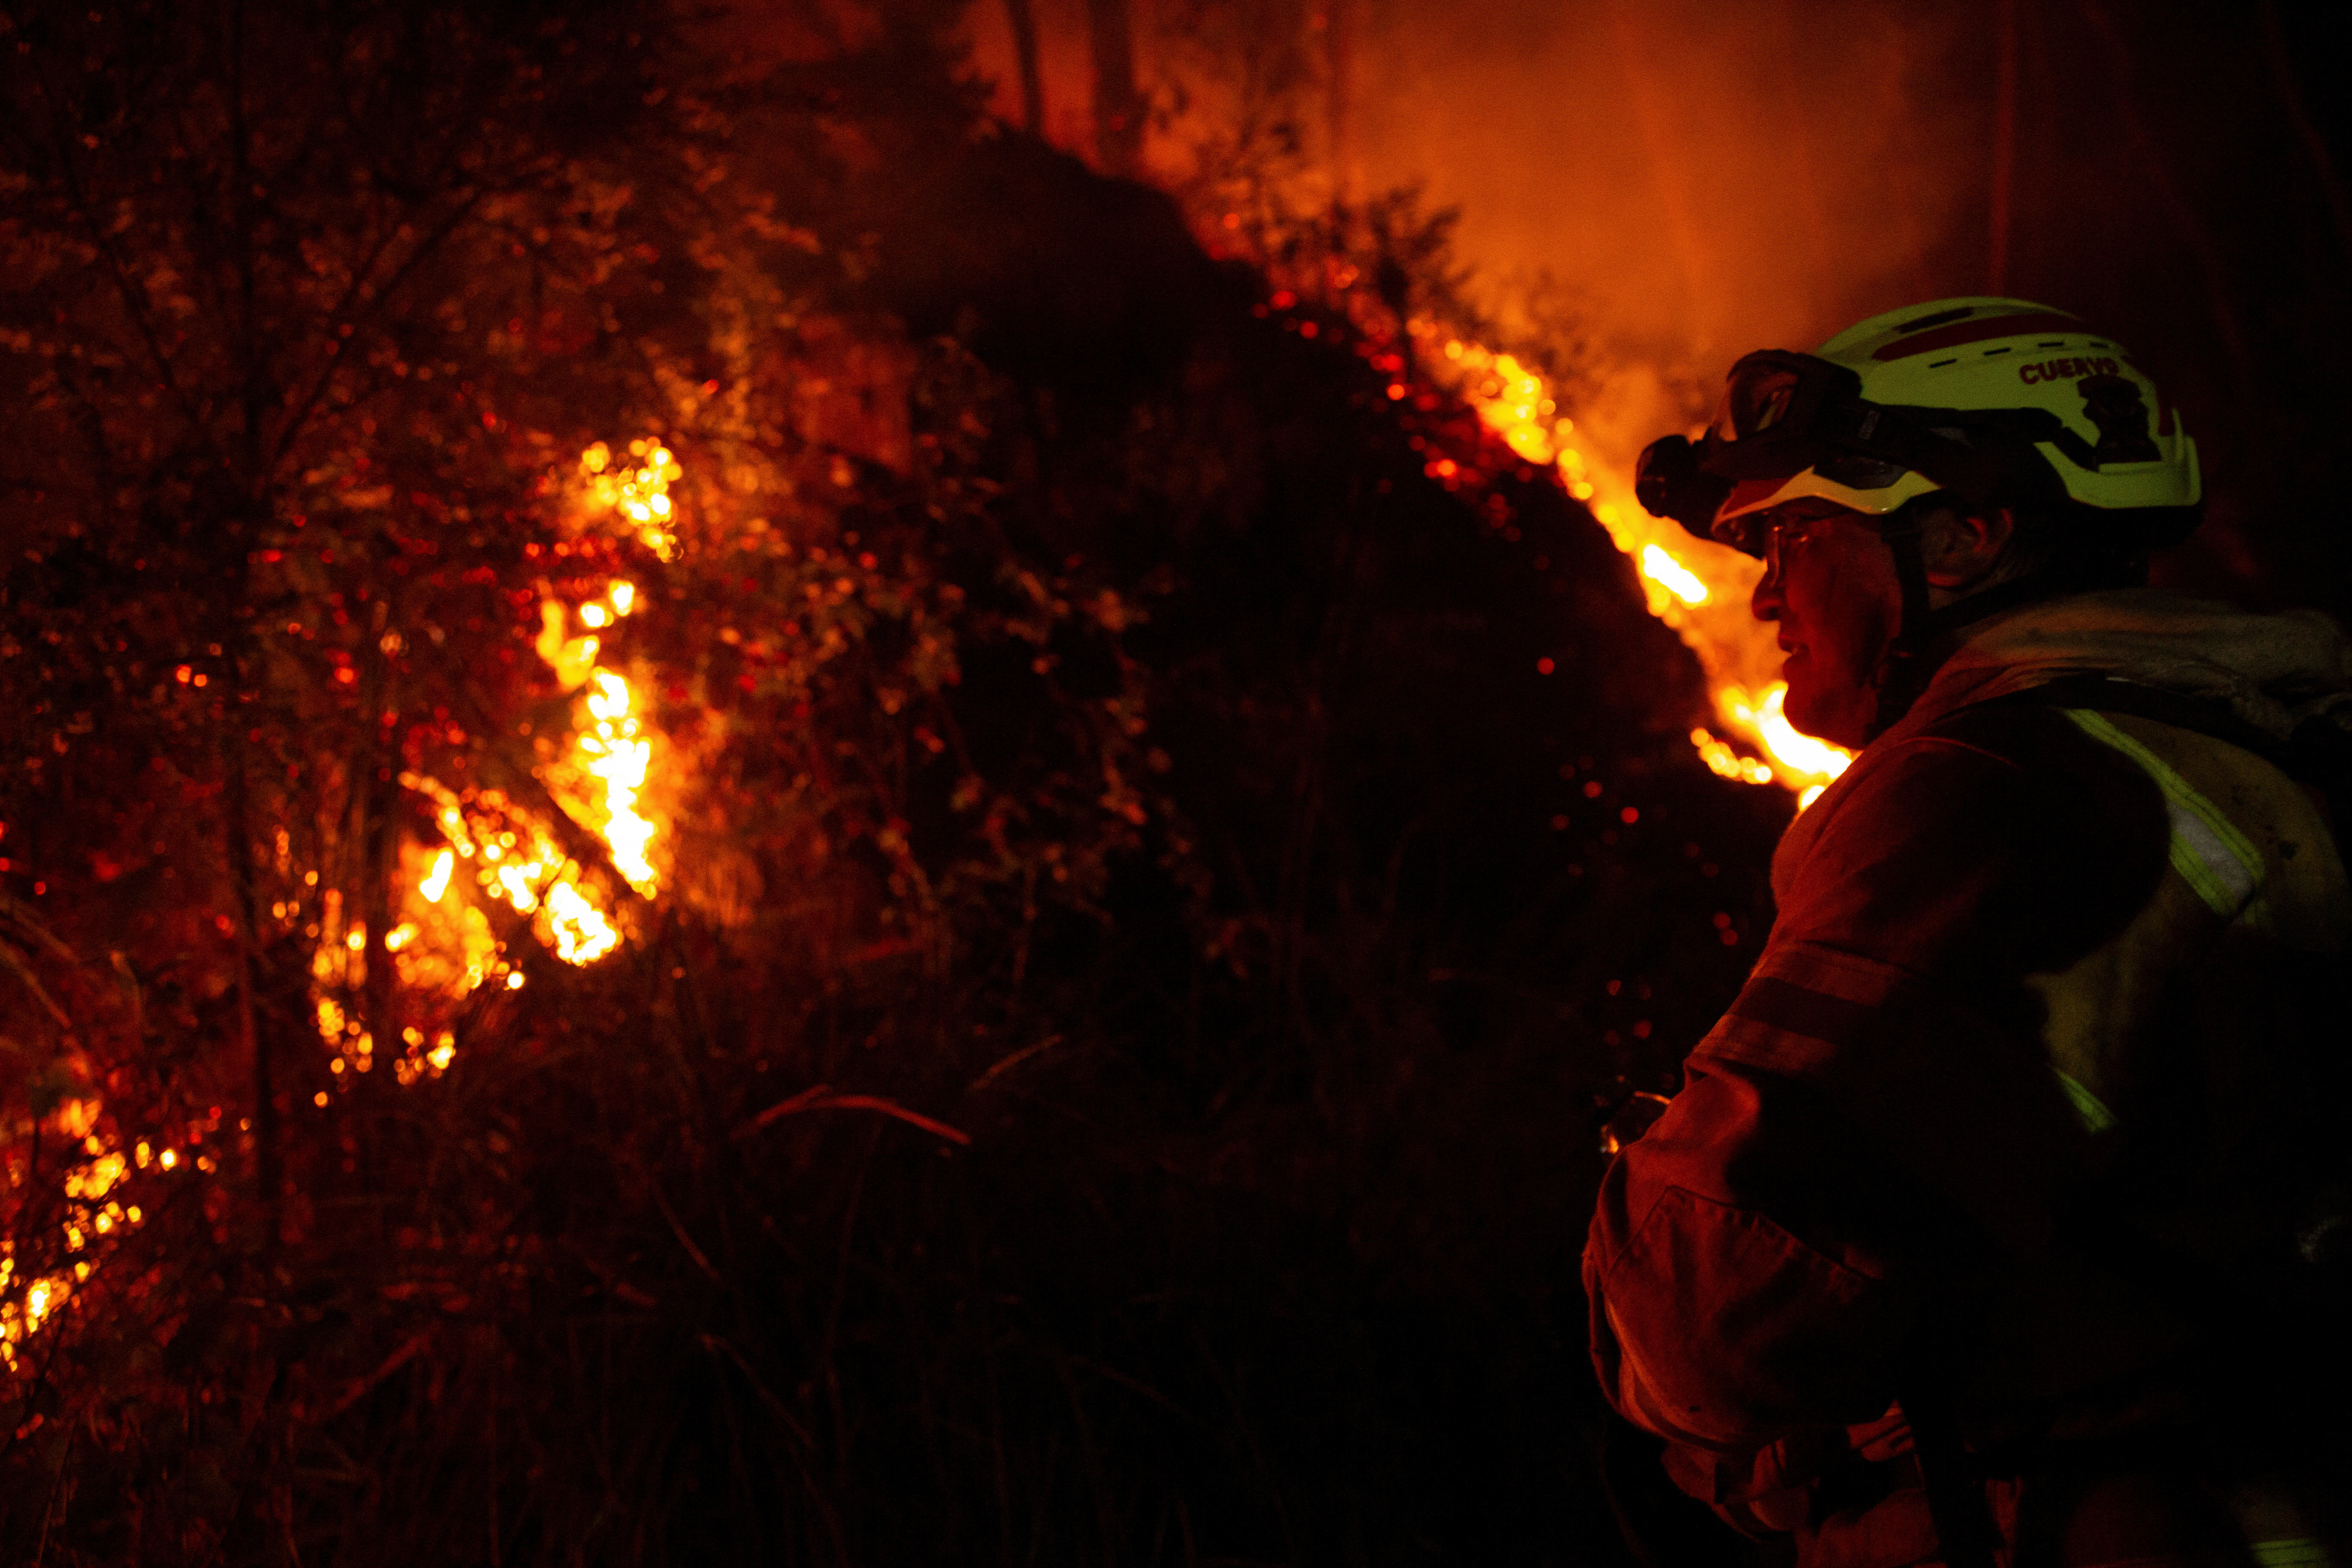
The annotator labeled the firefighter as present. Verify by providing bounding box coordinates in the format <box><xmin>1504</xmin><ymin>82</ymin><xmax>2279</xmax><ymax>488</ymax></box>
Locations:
<box><xmin>1590</xmin><ymin>297</ymin><xmax>2352</xmax><ymax>1566</ymax></box>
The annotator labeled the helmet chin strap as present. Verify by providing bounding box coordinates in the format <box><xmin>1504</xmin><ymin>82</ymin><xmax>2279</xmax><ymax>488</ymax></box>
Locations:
<box><xmin>1867</xmin><ymin>513</ymin><xmax>1936</xmax><ymax>742</ymax></box>
<box><xmin>1864</xmin><ymin>505</ymin><xmax>2121</xmax><ymax>741</ymax></box>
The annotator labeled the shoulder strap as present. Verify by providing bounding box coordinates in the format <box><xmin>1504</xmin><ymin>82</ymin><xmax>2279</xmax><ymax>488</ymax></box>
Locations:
<box><xmin>2002</xmin><ymin>672</ymin><xmax>2352</xmax><ymax>855</ymax></box>
<box><xmin>1998</xmin><ymin>673</ymin><xmax>2295</xmax><ymax>765</ymax></box>
<box><xmin>1953</xmin><ymin>676</ymin><xmax>2352</xmax><ymax>1552</ymax></box>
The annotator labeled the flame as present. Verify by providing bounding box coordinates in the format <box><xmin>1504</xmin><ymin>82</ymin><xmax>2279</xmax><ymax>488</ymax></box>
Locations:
<box><xmin>1640</xmin><ymin>545</ymin><xmax>1708</xmax><ymax>606</ymax></box>
<box><xmin>1690</xmin><ymin>727</ymin><xmax>1776</xmax><ymax>787</ymax></box>
<box><xmin>18</xmin><ymin>1279</ymin><xmax>57</xmax><ymax>1336</ymax></box>
<box><xmin>394</xmin><ymin>1028</ymin><xmax>459</xmax><ymax>1087</ymax></box>
<box><xmin>62</xmin><ymin>1152</ymin><xmax>125</xmax><ymax>1201</ymax></box>
<box><xmin>537</xmin><ymin>602</ymin><xmax>600</xmax><ymax>692</ymax></box>
<box><xmin>307</xmin><ymin>438</ymin><xmax>667</xmax><ymax>1063</ymax></box>
<box><xmin>386</xmin><ymin>644</ymin><xmax>650</xmax><ymax>992</ymax></box>
<box><xmin>6</xmin><ymin>1100</ymin><xmax>191</xmax><ymax>1371</ymax></box>
<box><xmin>579</xmin><ymin>670</ymin><xmax>657</xmax><ymax>895</ymax></box>
<box><xmin>561</xmin><ymin>453</ymin><xmax>671</xmax><ymax>894</ymax></box>
<box><xmin>1719</xmin><ymin>682</ymin><xmax>1853</xmax><ymax>785</ymax></box>
<box><xmin>10</xmin><ymin>437</ymin><xmax>675</xmax><ymax>1376</ymax></box>
<box><xmin>1431</xmin><ymin>332</ymin><xmax>1853</xmax><ymax>801</ymax></box>
<box><xmin>541</xmin><ymin>878</ymin><xmax>620</xmax><ymax>963</ymax></box>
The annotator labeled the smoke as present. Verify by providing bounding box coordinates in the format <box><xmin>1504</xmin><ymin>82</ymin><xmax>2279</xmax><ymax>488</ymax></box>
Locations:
<box><xmin>1347</xmin><ymin>0</ymin><xmax>1976</xmax><ymax>366</ymax></box>
<box><xmin>953</xmin><ymin>0</ymin><xmax>2352</xmax><ymax>611</ymax></box>
<box><xmin>961</xmin><ymin>0</ymin><xmax>1984</xmax><ymax>454</ymax></box>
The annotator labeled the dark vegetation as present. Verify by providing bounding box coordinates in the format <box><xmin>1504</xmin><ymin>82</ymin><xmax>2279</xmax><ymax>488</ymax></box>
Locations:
<box><xmin>0</xmin><ymin>0</ymin><xmax>1795</xmax><ymax>1561</ymax></box>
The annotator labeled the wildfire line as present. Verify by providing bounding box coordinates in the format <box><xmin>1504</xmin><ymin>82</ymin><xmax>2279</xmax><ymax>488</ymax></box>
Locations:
<box><xmin>1419</xmin><ymin>328</ymin><xmax>1852</xmax><ymax>803</ymax></box>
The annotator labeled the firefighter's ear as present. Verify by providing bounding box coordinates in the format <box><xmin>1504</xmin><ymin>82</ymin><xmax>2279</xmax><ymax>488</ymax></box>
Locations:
<box><xmin>1919</xmin><ymin>504</ymin><xmax>2016</xmax><ymax>593</ymax></box>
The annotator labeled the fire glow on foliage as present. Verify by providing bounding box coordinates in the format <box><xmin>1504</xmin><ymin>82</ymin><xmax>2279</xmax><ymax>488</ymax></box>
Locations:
<box><xmin>4</xmin><ymin>1105</ymin><xmax>212</xmax><ymax>1373</ymax></box>
<box><xmin>582</xmin><ymin>439</ymin><xmax>680</xmax><ymax>564</ymax></box>
<box><xmin>6</xmin><ymin>440</ymin><xmax>679</xmax><ymax>1376</ymax></box>
<box><xmin>384</xmin><ymin>444</ymin><xmax>667</xmax><ymax>1004</ymax></box>
<box><xmin>1424</xmin><ymin>334</ymin><xmax>1852</xmax><ymax>807</ymax></box>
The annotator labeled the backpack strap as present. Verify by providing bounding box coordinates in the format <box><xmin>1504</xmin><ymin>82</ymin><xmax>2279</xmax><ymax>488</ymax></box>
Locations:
<box><xmin>2002</xmin><ymin>673</ymin><xmax>2352</xmax><ymax>836</ymax></box>
<box><xmin>1928</xmin><ymin>674</ymin><xmax>2352</xmax><ymax>1559</ymax></box>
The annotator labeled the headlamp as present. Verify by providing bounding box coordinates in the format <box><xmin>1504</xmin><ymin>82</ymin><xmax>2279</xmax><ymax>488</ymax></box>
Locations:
<box><xmin>1637</xmin><ymin>350</ymin><xmax>2029</xmax><ymax>554</ymax></box>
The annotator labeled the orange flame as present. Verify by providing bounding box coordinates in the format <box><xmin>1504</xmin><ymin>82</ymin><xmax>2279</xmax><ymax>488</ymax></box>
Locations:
<box><xmin>371</xmin><ymin>444</ymin><xmax>668</xmax><ymax>1012</ymax></box>
<box><xmin>6</xmin><ymin>1104</ymin><xmax>195</xmax><ymax>1371</ymax></box>
<box><xmin>1428</xmin><ymin>331</ymin><xmax>1852</xmax><ymax>802</ymax></box>
<box><xmin>579</xmin><ymin>666</ymin><xmax>656</xmax><ymax>895</ymax></box>
<box><xmin>286</xmin><ymin>445</ymin><xmax>675</xmax><ymax>1129</ymax></box>
<box><xmin>581</xmin><ymin>440</ymin><xmax>680</xmax><ymax>562</ymax></box>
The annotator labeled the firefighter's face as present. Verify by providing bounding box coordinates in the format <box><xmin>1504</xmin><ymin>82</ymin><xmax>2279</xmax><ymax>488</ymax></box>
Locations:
<box><xmin>1747</xmin><ymin>499</ymin><xmax>1896</xmax><ymax>748</ymax></box>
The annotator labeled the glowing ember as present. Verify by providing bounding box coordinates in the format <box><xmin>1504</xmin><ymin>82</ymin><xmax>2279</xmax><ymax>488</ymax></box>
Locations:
<box><xmin>581</xmin><ymin>440</ymin><xmax>681</xmax><ymax>562</ymax></box>
<box><xmin>1691</xmin><ymin>727</ymin><xmax>1777</xmax><ymax>787</ymax></box>
<box><xmin>1429</xmin><ymin>330</ymin><xmax>1853</xmax><ymax>801</ymax></box>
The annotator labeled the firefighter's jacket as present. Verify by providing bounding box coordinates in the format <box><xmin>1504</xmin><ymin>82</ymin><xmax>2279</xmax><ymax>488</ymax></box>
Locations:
<box><xmin>1584</xmin><ymin>588</ymin><xmax>2352</xmax><ymax>1562</ymax></box>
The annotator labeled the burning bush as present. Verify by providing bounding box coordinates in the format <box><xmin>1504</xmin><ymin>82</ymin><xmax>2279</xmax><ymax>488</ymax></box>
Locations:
<box><xmin>0</xmin><ymin>2</ymin><xmax>1782</xmax><ymax>1561</ymax></box>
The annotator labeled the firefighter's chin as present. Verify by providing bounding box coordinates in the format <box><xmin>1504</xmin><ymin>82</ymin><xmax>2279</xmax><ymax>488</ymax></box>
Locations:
<box><xmin>1781</xmin><ymin>647</ymin><xmax>1876</xmax><ymax>751</ymax></box>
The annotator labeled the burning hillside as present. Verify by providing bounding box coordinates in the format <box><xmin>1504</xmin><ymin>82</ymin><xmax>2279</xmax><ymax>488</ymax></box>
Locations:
<box><xmin>11</xmin><ymin>0</ymin><xmax>2337</xmax><ymax>1562</ymax></box>
<box><xmin>1423</xmin><ymin>333</ymin><xmax>1851</xmax><ymax>805</ymax></box>
<box><xmin>0</xmin><ymin>5</ymin><xmax>1790</xmax><ymax>1545</ymax></box>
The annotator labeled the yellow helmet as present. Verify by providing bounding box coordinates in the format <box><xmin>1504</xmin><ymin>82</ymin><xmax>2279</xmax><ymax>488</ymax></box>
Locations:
<box><xmin>1636</xmin><ymin>296</ymin><xmax>2202</xmax><ymax>553</ymax></box>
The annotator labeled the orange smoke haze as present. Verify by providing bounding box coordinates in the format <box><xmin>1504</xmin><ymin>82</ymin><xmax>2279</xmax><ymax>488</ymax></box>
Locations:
<box><xmin>958</xmin><ymin>0</ymin><xmax>1965</xmax><ymax>790</ymax></box>
<box><xmin>953</xmin><ymin>0</ymin><xmax>2352</xmax><ymax>608</ymax></box>
<box><xmin>953</xmin><ymin>0</ymin><xmax>2352</xmax><ymax>780</ymax></box>
<box><xmin>1332</xmin><ymin>0</ymin><xmax>1977</xmax><ymax>794</ymax></box>
<box><xmin>962</xmin><ymin>0</ymin><xmax>1974</xmax><ymax>395</ymax></box>
<box><xmin>1347</xmin><ymin>1</ymin><xmax>1969</xmax><ymax>365</ymax></box>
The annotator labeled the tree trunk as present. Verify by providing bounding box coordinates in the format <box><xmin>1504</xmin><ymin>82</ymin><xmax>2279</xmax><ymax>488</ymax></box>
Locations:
<box><xmin>223</xmin><ymin>674</ymin><xmax>280</xmax><ymax>1249</ymax></box>
<box><xmin>1087</xmin><ymin>0</ymin><xmax>1143</xmax><ymax>176</ymax></box>
<box><xmin>1004</xmin><ymin>0</ymin><xmax>1045</xmax><ymax>135</ymax></box>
